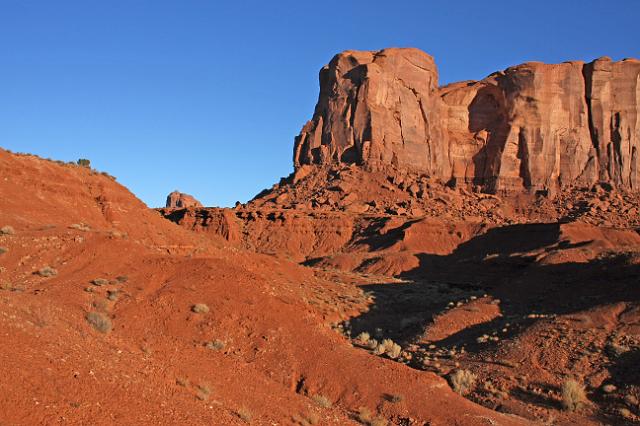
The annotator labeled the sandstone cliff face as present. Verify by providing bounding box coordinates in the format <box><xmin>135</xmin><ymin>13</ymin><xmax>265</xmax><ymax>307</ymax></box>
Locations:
<box><xmin>294</xmin><ymin>48</ymin><xmax>447</xmax><ymax>175</ymax></box>
<box><xmin>294</xmin><ymin>49</ymin><xmax>640</xmax><ymax>193</ymax></box>
<box><xmin>165</xmin><ymin>190</ymin><xmax>203</xmax><ymax>208</ymax></box>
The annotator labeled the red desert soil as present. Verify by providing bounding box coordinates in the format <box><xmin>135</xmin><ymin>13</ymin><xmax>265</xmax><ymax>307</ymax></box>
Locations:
<box><xmin>0</xmin><ymin>149</ymin><xmax>527</xmax><ymax>425</ymax></box>
<box><xmin>3</xmin><ymin>47</ymin><xmax>640</xmax><ymax>425</ymax></box>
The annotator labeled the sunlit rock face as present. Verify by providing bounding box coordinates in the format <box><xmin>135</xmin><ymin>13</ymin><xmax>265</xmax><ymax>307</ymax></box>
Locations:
<box><xmin>294</xmin><ymin>48</ymin><xmax>640</xmax><ymax>193</ymax></box>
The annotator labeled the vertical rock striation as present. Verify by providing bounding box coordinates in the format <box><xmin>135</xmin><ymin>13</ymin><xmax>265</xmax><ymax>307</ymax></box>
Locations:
<box><xmin>293</xmin><ymin>48</ymin><xmax>640</xmax><ymax>193</ymax></box>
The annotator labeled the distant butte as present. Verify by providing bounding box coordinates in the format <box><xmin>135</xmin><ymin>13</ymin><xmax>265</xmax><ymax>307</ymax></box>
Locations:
<box><xmin>165</xmin><ymin>190</ymin><xmax>203</xmax><ymax>209</ymax></box>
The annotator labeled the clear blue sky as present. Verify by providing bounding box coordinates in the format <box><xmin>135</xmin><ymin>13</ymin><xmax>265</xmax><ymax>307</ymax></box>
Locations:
<box><xmin>1</xmin><ymin>1</ymin><xmax>639</xmax><ymax>207</ymax></box>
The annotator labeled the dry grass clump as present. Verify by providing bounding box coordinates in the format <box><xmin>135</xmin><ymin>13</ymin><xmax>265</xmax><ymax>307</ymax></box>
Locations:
<box><xmin>0</xmin><ymin>225</ymin><xmax>15</xmax><ymax>235</ymax></box>
<box><xmin>36</xmin><ymin>266</ymin><xmax>58</xmax><ymax>277</ymax></box>
<box><xmin>236</xmin><ymin>407</ymin><xmax>252</xmax><ymax>422</ymax></box>
<box><xmin>107</xmin><ymin>290</ymin><xmax>119</xmax><ymax>301</ymax></box>
<box><xmin>449</xmin><ymin>369</ymin><xmax>477</xmax><ymax>395</ymax></box>
<box><xmin>356</xmin><ymin>407</ymin><xmax>387</xmax><ymax>426</ymax></box>
<box><xmin>91</xmin><ymin>278</ymin><xmax>109</xmax><ymax>286</ymax></box>
<box><xmin>0</xmin><ymin>247</ymin><xmax>8</xmax><ymax>255</ymax></box>
<box><xmin>355</xmin><ymin>332</ymin><xmax>370</xmax><ymax>344</ymax></box>
<box><xmin>373</xmin><ymin>338</ymin><xmax>402</xmax><ymax>359</ymax></box>
<box><xmin>86</xmin><ymin>311</ymin><xmax>112</xmax><ymax>333</ymax></box>
<box><xmin>561</xmin><ymin>379</ymin><xmax>587</xmax><ymax>411</ymax></box>
<box><xmin>292</xmin><ymin>412</ymin><xmax>320</xmax><ymax>425</ymax></box>
<box><xmin>176</xmin><ymin>377</ymin><xmax>189</xmax><ymax>387</ymax></box>
<box><xmin>196</xmin><ymin>383</ymin><xmax>211</xmax><ymax>401</ymax></box>
<box><xmin>69</xmin><ymin>223</ymin><xmax>91</xmax><ymax>231</ymax></box>
<box><xmin>205</xmin><ymin>339</ymin><xmax>225</xmax><ymax>351</ymax></box>
<box><xmin>115</xmin><ymin>275</ymin><xmax>129</xmax><ymax>283</ymax></box>
<box><xmin>192</xmin><ymin>303</ymin><xmax>210</xmax><ymax>314</ymax></box>
<box><xmin>311</xmin><ymin>394</ymin><xmax>332</xmax><ymax>408</ymax></box>
<box><xmin>386</xmin><ymin>393</ymin><xmax>403</xmax><ymax>403</ymax></box>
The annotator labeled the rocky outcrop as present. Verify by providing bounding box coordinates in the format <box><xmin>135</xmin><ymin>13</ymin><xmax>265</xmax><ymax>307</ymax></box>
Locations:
<box><xmin>165</xmin><ymin>190</ymin><xmax>203</xmax><ymax>209</ymax></box>
<box><xmin>293</xmin><ymin>48</ymin><xmax>640</xmax><ymax>193</ymax></box>
<box><xmin>294</xmin><ymin>48</ymin><xmax>447</xmax><ymax>176</ymax></box>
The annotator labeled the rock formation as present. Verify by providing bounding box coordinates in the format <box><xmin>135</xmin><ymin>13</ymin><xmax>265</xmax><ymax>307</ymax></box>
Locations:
<box><xmin>293</xmin><ymin>48</ymin><xmax>640</xmax><ymax>193</ymax></box>
<box><xmin>165</xmin><ymin>190</ymin><xmax>203</xmax><ymax>209</ymax></box>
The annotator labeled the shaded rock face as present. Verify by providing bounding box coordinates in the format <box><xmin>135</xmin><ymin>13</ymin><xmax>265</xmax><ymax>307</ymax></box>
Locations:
<box><xmin>294</xmin><ymin>48</ymin><xmax>640</xmax><ymax>193</ymax></box>
<box><xmin>165</xmin><ymin>191</ymin><xmax>203</xmax><ymax>208</ymax></box>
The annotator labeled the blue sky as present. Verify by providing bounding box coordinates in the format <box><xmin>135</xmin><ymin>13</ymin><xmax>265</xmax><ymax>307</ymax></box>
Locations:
<box><xmin>1</xmin><ymin>1</ymin><xmax>639</xmax><ymax>207</ymax></box>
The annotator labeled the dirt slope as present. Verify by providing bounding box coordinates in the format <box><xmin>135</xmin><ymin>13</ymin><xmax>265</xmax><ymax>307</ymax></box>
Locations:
<box><xmin>0</xmin><ymin>148</ymin><xmax>525</xmax><ymax>425</ymax></box>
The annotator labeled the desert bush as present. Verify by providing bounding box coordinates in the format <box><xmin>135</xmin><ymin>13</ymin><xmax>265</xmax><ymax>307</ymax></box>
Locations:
<box><xmin>36</xmin><ymin>266</ymin><xmax>58</xmax><ymax>277</ymax></box>
<box><xmin>77</xmin><ymin>158</ymin><xmax>91</xmax><ymax>168</ymax></box>
<box><xmin>236</xmin><ymin>407</ymin><xmax>252</xmax><ymax>422</ymax></box>
<box><xmin>115</xmin><ymin>275</ymin><xmax>129</xmax><ymax>283</ymax></box>
<box><xmin>196</xmin><ymin>383</ymin><xmax>211</xmax><ymax>401</ymax></box>
<box><xmin>373</xmin><ymin>339</ymin><xmax>402</xmax><ymax>359</ymax></box>
<box><xmin>192</xmin><ymin>303</ymin><xmax>210</xmax><ymax>314</ymax></box>
<box><xmin>292</xmin><ymin>412</ymin><xmax>320</xmax><ymax>426</ymax></box>
<box><xmin>0</xmin><ymin>247</ymin><xmax>8</xmax><ymax>255</ymax></box>
<box><xmin>107</xmin><ymin>290</ymin><xmax>119</xmax><ymax>301</ymax></box>
<box><xmin>356</xmin><ymin>332</ymin><xmax>370</xmax><ymax>344</ymax></box>
<box><xmin>387</xmin><ymin>393</ymin><xmax>403</xmax><ymax>403</ymax></box>
<box><xmin>0</xmin><ymin>225</ymin><xmax>15</xmax><ymax>235</ymax></box>
<box><xmin>449</xmin><ymin>369</ymin><xmax>477</xmax><ymax>395</ymax></box>
<box><xmin>561</xmin><ymin>379</ymin><xmax>587</xmax><ymax>411</ymax></box>
<box><xmin>86</xmin><ymin>311</ymin><xmax>112</xmax><ymax>333</ymax></box>
<box><xmin>356</xmin><ymin>407</ymin><xmax>387</xmax><ymax>426</ymax></box>
<box><xmin>69</xmin><ymin>223</ymin><xmax>91</xmax><ymax>231</ymax></box>
<box><xmin>91</xmin><ymin>278</ymin><xmax>109</xmax><ymax>286</ymax></box>
<box><xmin>175</xmin><ymin>377</ymin><xmax>189</xmax><ymax>387</ymax></box>
<box><xmin>205</xmin><ymin>339</ymin><xmax>225</xmax><ymax>350</ymax></box>
<box><xmin>311</xmin><ymin>394</ymin><xmax>332</xmax><ymax>408</ymax></box>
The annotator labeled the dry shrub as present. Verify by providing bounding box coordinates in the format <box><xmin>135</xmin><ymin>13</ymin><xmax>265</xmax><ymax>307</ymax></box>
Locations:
<box><xmin>561</xmin><ymin>379</ymin><xmax>587</xmax><ymax>411</ymax></box>
<box><xmin>192</xmin><ymin>303</ymin><xmax>210</xmax><ymax>314</ymax></box>
<box><xmin>373</xmin><ymin>339</ymin><xmax>402</xmax><ymax>359</ymax></box>
<box><xmin>196</xmin><ymin>383</ymin><xmax>211</xmax><ymax>401</ymax></box>
<box><xmin>356</xmin><ymin>407</ymin><xmax>387</xmax><ymax>426</ymax></box>
<box><xmin>86</xmin><ymin>311</ymin><xmax>112</xmax><ymax>333</ymax></box>
<box><xmin>356</xmin><ymin>332</ymin><xmax>370</xmax><ymax>344</ymax></box>
<box><xmin>236</xmin><ymin>407</ymin><xmax>252</xmax><ymax>422</ymax></box>
<box><xmin>91</xmin><ymin>278</ymin><xmax>109</xmax><ymax>286</ymax></box>
<box><xmin>0</xmin><ymin>247</ymin><xmax>8</xmax><ymax>255</ymax></box>
<box><xmin>205</xmin><ymin>339</ymin><xmax>225</xmax><ymax>351</ymax></box>
<box><xmin>0</xmin><ymin>225</ymin><xmax>15</xmax><ymax>235</ymax></box>
<box><xmin>293</xmin><ymin>412</ymin><xmax>320</xmax><ymax>426</ymax></box>
<box><xmin>311</xmin><ymin>394</ymin><xmax>332</xmax><ymax>408</ymax></box>
<box><xmin>449</xmin><ymin>369</ymin><xmax>477</xmax><ymax>395</ymax></box>
<box><xmin>69</xmin><ymin>223</ymin><xmax>91</xmax><ymax>231</ymax></box>
<box><xmin>36</xmin><ymin>266</ymin><xmax>57</xmax><ymax>277</ymax></box>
